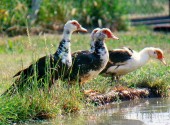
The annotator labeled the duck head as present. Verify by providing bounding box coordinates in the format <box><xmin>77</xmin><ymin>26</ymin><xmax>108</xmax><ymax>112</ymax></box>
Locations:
<box><xmin>148</xmin><ymin>47</ymin><xmax>166</xmax><ymax>65</ymax></box>
<box><xmin>91</xmin><ymin>28</ymin><xmax>101</xmax><ymax>41</ymax></box>
<box><xmin>64</xmin><ymin>20</ymin><xmax>88</xmax><ymax>33</ymax></box>
<box><xmin>94</xmin><ymin>28</ymin><xmax>119</xmax><ymax>41</ymax></box>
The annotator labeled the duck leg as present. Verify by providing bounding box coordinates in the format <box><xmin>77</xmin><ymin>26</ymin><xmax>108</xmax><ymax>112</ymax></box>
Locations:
<box><xmin>110</xmin><ymin>75</ymin><xmax>115</xmax><ymax>86</ymax></box>
<box><xmin>110</xmin><ymin>73</ymin><xmax>118</xmax><ymax>86</ymax></box>
<box><xmin>47</xmin><ymin>77</ymin><xmax>55</xmax><ymax>93</ymax></box>
<box><xmin>115</xmin><ymin>76</ymin><xmax>120</xmax><ymax>83</ymax></box>
<box><xmin>79</xmin><ymin>80</ymin><xmax>86</xmax><ymax>92</ymax></box>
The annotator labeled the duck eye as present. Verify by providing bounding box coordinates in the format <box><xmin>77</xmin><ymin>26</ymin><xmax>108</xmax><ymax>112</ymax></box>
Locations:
<box><xmin>72</xmin><ymin>22</ymin><xmax>76</xmax><ymax>25</ymax></box>
<box><xmin>154</xmin><ymin>51</ymin><xmax>156</xmax><ymax>54</ymax></box>
<box><xmin>94</xmin><ymin>30</ymin><xmax>98</xmax><ymax>33</ymax></box>
<box><xmin>103</xmin><ymin>30</ymin><xmax>107</xmax><ymax>34</ymax></box>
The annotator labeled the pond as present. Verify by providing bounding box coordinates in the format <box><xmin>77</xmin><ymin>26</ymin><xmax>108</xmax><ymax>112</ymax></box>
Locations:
<box><xmin>30</xmin><ymin>98</ymin><xmax>170</xmax><ymax>125</ymax></box>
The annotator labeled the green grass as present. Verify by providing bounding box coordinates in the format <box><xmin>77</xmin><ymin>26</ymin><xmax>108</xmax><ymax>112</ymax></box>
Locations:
<box><xmin>0</xmin><ymin>29</ymin><xmax>170</xmax><ymax>124</ymax></box>
<box><xmin>127</xmin><ymin>0</ymin><xmax>168</xmax><ymax>15</ymax></box>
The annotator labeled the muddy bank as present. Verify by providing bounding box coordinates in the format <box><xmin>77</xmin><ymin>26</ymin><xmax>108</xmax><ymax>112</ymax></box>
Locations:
<box><xmin>85</xmin><ymin>86</ymin><xmax>168</xmax><ymax>105</ymax></box>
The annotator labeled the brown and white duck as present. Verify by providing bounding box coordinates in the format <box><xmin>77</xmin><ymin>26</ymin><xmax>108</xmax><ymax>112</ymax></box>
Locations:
<box><xmin>3</xmin><ymin>20</ymin><xmax>87</xmax><ymax>95</ymax></box>
<box><xmin>66</xmin><ymin>28</ymin><xmax>119</xmax><ymax>85</ymax></box>
<box><xmin>100</xmin><ymin>47</ymin><xmax>167</xmax><ymax>81</ymax></box>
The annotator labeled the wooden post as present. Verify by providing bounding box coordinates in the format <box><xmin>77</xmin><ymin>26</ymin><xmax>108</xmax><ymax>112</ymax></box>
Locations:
<box><xmin>29</xmin><ymin>0</ymin><xmax>42</xmax><ymax>24</ymax></box>
<box><xmin>169</xmin><ymin>0</ymin><xmax>170</xmax><ymax>16</ymax></box>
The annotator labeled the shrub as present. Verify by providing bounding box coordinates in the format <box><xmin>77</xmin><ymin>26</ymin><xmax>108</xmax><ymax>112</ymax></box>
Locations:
<box><xmin>0</xmin><ymin>0</ymin><xmax>129</xmax><ymax>35</ymax></box>
<box><xmin>0</xmin><ymin>0</ymin><xmax>30</xmax><ymax>31</ymax></box>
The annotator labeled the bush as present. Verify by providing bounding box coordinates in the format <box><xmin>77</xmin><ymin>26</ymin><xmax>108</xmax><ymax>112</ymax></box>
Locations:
<box><xmin>38</xmin><ymin>0</ymin><xmax>129</xmax><ymax>30</ymax></box>
<box><xmin>0</xmin><ymin>0</ymin><xmax>31</xmax><ymax>31</ymax></box>
<box><xmin>0</xmin><ymin>0</ymin><xmax>129</xmax><ymax>35</ymax></box>
<box><xmin>79</xmin><ymin>0</ymin><xmax>129</xmax><ymax>30</ymax></box>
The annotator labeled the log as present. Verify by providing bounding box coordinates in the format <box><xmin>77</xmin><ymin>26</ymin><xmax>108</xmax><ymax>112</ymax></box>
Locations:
<box><xmin>85</xmin><ymin>86</ymin><xmax>152</xmax><ymax>105</ymax></box>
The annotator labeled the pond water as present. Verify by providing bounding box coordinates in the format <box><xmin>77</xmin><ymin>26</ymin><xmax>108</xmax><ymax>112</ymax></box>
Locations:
<box><xmin>31</xmin><ymin>98</ymin><xmax>170</xmax><ymax>125</ymax></box>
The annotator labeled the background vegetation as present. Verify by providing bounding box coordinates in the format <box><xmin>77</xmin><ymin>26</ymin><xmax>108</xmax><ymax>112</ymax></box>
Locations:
<box><xmin>0</xmin><ymin>0</ymin><xmax>169</xmax><ymax>36</ymax></box>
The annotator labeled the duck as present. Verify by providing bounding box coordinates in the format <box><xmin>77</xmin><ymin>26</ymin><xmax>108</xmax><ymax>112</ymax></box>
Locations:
<box><xmin>100</xmin><ymin>47</ymin><xmax>167</xmax><ymax>81</ymax></box>
<box><xmin>71</xmin><ymin>28</ymin><xmax>101</xmax><ymax>57</ymax></box>
<box><xmin>3</xmin><ymin>20</ymin><xmax>87</xmax><ymax>95</ymax></box>
<box><xmin>66</xmin><ymin>28</ymin><xmax>119</xmax><ymax>85</ymax></box>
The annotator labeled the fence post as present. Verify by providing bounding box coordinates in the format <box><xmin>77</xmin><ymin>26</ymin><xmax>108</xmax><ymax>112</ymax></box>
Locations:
<box><xmin>169</xmin><ymin>0</ymin><xmax>170</xmax><ymax>16</ymax></box>
<box><xmin>29</xmin><ymin>0</ymin><xmax>42</xmax><ymax>25</ymax></box>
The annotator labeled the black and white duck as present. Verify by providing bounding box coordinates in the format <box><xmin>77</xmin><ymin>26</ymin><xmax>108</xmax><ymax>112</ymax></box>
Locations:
<box><xmin>3</xmin><ymin>20</ymin><xmax>87</xmax><ymax>95</ymax></box>
<box><xmin>66</xmin><ymin>28</ymin><xmax>119</xmax><ymax>85</ymax></box>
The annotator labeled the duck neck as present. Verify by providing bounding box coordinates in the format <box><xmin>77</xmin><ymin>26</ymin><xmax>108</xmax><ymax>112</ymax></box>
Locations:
<box><xmin>55</xmin><ymin>29</ymin><xmax>72</xmax><ymax>56</ymax></box>
<box><xmin>138</xmin><ymin>48</ymin><xmax>150</xmax><ymax>66</ymax></box>
<box><xmin>90</xmin><ymin>40</ymin><xmax>95</xmax><ymax>52</ymax></box>
<box><xmin>54</xmin><ymin>29</ymin><xmax>72</xmax><ymax>66</ymax></box>
<box><xmin>63</xmin><ymin>29</ymin><xmax>72</xmax><ymax>41</ymax></box>
<box><xmin>94</xmin><ymin>39</ymin><xmax>109</xmax><ymax>61</ymax></box>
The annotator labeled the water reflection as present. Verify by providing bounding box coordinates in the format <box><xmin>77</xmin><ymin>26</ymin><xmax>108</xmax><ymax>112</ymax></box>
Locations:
<box><xmin>91</xmin><ymin>98</ymin><xmax>170</xmax><ymax>125</ymax></box>
<box><xmin>29</xmin><ymin>98</ymin><xmax>170</xmax><ymax>125</ymax></box>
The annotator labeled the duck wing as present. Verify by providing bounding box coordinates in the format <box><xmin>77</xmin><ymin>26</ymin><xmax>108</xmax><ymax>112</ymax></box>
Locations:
<box><xmin>72</xmin><ymin>50</ymin><xmax>91</xmax><ymax>57</ymax></box>
<box><xmin>68</xmin><ymin>52</ymin><xmax>101</xmax><ymax>81</ymax></box>
<box><xmin>109</xmin><ymin>47</ymin><xmax>133</xmax><ymax>65</ymax></box>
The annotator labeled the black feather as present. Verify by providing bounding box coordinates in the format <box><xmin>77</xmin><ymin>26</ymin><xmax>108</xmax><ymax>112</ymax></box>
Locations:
<box><xmin>109</xmin><ymin>48</ymin><xmax>133</xmax><ymax>64</ymax></box>
<box><xmin>65</xmin><ymin>40</ymin><xmax>108</xmax><ymax>84</ymax></box>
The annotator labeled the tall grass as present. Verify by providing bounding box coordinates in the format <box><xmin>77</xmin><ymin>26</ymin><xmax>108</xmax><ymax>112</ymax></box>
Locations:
<box><xmin>0</xmin><ymin>77</ymin><xmax>85</xmax><ymax>124</ymax></box>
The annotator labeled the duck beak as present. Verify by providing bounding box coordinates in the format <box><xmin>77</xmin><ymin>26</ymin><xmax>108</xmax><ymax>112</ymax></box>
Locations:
<box><xmin>111</xmin><ymin>35</ymin><xmax>119</xmax><ymax>40</ymax></box>
<box><xmin>160</xmin><ymin>58</ymin><xmax>167</xmax><ymax>66</ymax></box>
<box><xmin>77</xmin><ymin>26</ymin><xmax>88</xmax><ymax>33</ymax></box>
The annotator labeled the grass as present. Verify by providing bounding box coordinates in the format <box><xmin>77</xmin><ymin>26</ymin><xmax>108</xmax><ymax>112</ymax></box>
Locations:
<box><xmin>0</xmin><ymin>29</ymin><xmax>170</xmax><ymax>124</ymax></box>
<box><xmin>127</xmin><ymin>0</ymin><xmax>168</xmax><ymax>15</ymax></box>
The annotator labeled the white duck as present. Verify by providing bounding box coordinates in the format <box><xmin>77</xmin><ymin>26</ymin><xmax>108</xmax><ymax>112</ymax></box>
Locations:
<box><xmin>100</xmin><ymin>47</ymin><xmax>167</xmax><ymax>81</ymax></box>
